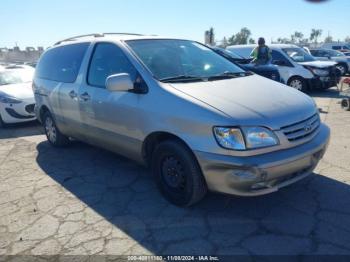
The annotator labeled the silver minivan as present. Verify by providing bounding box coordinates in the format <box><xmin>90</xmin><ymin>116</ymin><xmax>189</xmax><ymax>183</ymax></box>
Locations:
<box><xmin>34</xmin><ymin>33</ymin><xmax>330</xmax><ymax>206</ymax></box>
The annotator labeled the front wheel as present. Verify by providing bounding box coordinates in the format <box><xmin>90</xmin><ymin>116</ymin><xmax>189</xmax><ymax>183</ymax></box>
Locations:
<box><xmin>336</xmin><ymin>64</ymin><xmax>348</xmax><ymax>76</ymax></box>
<box><xmin>288</xmin><ymin>77</ymin><xmax>307</xmax><ymax>92</ymax></box>
<box><xmin>42</xmin><ymin>111</ymin><xmax>70</xmax><ymax>147</ymax></box>
<box><xmin>341</xmin><ymin>98</ymin><xmax>350</xmax><ymax>111</ymax></box>
<box><xmin>151</xmin><ymin>140</ymin><xmax>207</xmax><ymax>207</ymax></box>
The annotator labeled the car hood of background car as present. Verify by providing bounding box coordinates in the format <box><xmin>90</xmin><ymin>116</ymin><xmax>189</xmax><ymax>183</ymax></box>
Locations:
<box><xmin>298</xmin><ymin>60</ymin><xmax>337</xmax><ymax>68</ymax></box>
<box><xmin>0</xmin><ymin>82</ymin><xmax>34</xmax><ymax>99</ymax></box>
<box><xmin>170</xmin><ymin>74</ymin><xmax>317</xmax><ymax>130</ymax></box>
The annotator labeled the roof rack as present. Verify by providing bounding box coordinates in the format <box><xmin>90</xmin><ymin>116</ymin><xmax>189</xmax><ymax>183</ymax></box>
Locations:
<box><xmin>54</xmin><ymin>33</ymin><xmax>144</xmax><ymax>45</ymax></box>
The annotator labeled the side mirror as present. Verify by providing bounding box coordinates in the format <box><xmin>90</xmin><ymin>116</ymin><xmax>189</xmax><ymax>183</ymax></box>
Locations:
<box><xmin>272</xmin><ymin>60</ymin><xmax>287</xmax><ymax>66</ymax></box>
<box><xmin>106</xmin><ymin>73</ymin><xmax>133</xmax><ymax>92</ymax></box>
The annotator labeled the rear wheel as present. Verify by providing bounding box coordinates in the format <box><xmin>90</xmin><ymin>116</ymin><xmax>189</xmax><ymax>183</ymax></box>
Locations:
<box><xmin>43</xmin><ymin>111</ymin><xmax>70</xmax><ymax>147</ymax></box>
<box><xmin>341</xmin><ymin>98</ymin><xmax>350</xmax><ymax>111</ymax></box>
<box><xmin>151</xmin><ymin>140</ymin><xmax>207</xmax><ymax>207</ymax></box>
<box><xmin>288</xmin><ymin>76</ymin><xmax>307</xmax><ymax>92</ymax></box>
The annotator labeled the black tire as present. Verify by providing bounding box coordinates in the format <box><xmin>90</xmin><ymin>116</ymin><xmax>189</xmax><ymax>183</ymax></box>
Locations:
<box><xmin>336</xmin><ymin>63</ymin><xmax>348</xmax><ymax>76</ymax></box>
<box><xmin>341</xmin><ymin>98</ymin><xmax>350</xmax><ymax>111</ymax></box>
<box><xmin>288</xmin><ymin>76</ymin><xmax>307</xmax><ymax>92</ymax></box>
<box><xmin>151</xmin><ymin>140</ymin><xmax>207</xmax><ymax>207</ymax></box>
<box><xmin>42</xmin><ymin>111</ymin><xmax>70</xmax><ymax>147</ymax></box>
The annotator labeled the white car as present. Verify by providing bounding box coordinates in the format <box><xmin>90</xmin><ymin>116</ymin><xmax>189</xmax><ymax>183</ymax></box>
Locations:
<box><xmin>228</xmin><ymin>44</ymin><xmax>340</xmax><ymax>92</ymax></box>
<box><xmin>0</xmin><ymin>65</ymin><xmax>36</xmax><ymax>127</ymax></box>
<box><xmin>321</xmin><ymin>42</ymin><xmax>350</xmax><ymax>52</ymax></box>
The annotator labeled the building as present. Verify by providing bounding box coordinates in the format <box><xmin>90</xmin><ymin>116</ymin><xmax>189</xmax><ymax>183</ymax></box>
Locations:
<box><xmin>0</xmin><ymin>46</ymin><xmax>44</xmax><ymax>64</ymax></box>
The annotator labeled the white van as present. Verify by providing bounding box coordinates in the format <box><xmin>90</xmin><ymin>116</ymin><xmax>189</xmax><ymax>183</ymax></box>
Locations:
<box><xmin>228</xmin><ymin>44</ymin><xmax>340</xmax><ymax>92</ymax></box>
<box><xmin>321</xmin><ymin>42</ymin><xmax>350</xmax><ymax>52</ymax></box>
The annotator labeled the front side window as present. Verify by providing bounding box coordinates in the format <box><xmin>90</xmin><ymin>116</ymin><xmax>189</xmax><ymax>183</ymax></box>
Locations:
<box><xmin>36</xmin><ymin>43</ymin><xmax>89</xmax><ymax>83</ymax></box>
<box><xmin>126</xmin><ymin>39</ymin><xmax>245</xmax><ymax>80</ymax></box>
<box><xmin>282</xmin><ymin>48</ymin><xmax>315</xmax><ymax>62</ymax></box>
<box><xmin>271</xmin><ymin>50</ymin><xmax>291</xmax><ymax>66</ymax></box>
<box><xmin>88</xmin><ymin>43</ymin><xmax>137</xmax><ymax>87</ymax></box>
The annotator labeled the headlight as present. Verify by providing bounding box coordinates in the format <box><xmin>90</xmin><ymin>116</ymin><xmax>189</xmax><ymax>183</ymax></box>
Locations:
<box><xmin>310</xmin><ymin>68</ymin><xmax>329</xmax><ymax>77</ymax></box>
<box><xmin>213</xmin><ymin>127</ymin><xmax>245</xmax><ymax>150</ymax></box>
<box><xmin>214</xmin><ymin>126</ymin><xmax>279</xmax><ymax>150</ymax></box>
<box><xmin>242</xmin><ymin>127</ymin><xmax>279</xmax><ymax>149</ymax></box>
<box><xmin>0</xmin><ymin>93</ymin><xmax>22</xmax><ymax>104</ymax></box>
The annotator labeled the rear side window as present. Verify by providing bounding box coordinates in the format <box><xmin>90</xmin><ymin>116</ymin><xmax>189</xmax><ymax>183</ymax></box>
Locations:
<box><xmin>332</xmin><ymin>46</ymin><xmax>341</xmax><ymax>50</ymax></box>
<box><xmin>36</xmin><ymin>43</ymin><xmax>89</xmax><ymax>83</ymax></box>
<box><xmin>87</xmin><ymin>43</ymin><xmax>137</xmax><ymax>88</ymax></box>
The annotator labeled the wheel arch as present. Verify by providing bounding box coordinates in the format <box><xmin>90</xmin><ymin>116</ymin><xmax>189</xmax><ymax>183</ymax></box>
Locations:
<box><xmin>142</xmin><ymin>131</ymin><xmax>194</xmax><ymax>166</ymax></box>
<box><xmin>38</xmin><ymin>105</ymin><xmax>50</xmax><ymax>123</ymax></box>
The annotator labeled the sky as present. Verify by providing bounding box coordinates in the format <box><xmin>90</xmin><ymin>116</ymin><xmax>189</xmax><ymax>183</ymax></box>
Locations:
<box><xmin>0</xmin><ymin>0</ymin><xmax>348</xmax><ymax>49</ymax></box>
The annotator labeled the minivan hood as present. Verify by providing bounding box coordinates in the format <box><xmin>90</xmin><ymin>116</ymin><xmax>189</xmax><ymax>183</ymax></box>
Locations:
<box><xmin>0</xmin><ymin>82</ymin><xmax>34</xmax><ymax>99</ymax></box>
<box><xmin>299</xmin><ymin>60</ymin><xmax>337</xmax><ymax>68</ymax></box>
<box><xmin>170</xmin><ymin>75</ymin><xmax>317</xmax><ymax>130</ymax></box>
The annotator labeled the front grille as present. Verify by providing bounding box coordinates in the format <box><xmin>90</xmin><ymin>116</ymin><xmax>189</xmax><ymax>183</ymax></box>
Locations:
<box><xmin>25</xmin><ymin>104</ymin><xmax>35</xmax><ymax>114</ymax></box>
<box><xmin>281</xmin><ymin>113</ymin><xmax>320</xmax><ymax>142</ymax></box>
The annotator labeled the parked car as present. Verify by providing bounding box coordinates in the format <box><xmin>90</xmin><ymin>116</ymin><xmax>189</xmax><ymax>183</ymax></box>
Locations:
<box><xmin>211</xmin><ymin>47</ymin><xmax>282</xmax><ymax>83</ymax></box>
<box><xmin>321</xmin><ymin>42</ymin><xmax>350</xmax><ymax>52</ymax></box>
<box><xmin>228</xmin><ymin>44</ymin><xmax>341</xmax><ymax>92</ymax></box>
<box><xmin>34</xmin><ymin>34</ymin><xmax>330</xmax><ymax>206</ymax></box>
<box><xmin>309</xmin><ymin>49</ymin><xmax>350</xmax><ymax>75</ymax></box>
<box><xmin>0</xmin><ymin>65</ymin><xmax>36</xmax><ymax>127</ymax></box>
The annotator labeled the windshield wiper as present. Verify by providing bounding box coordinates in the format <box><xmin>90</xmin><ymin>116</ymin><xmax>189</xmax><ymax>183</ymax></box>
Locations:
<box><xmin>159</xmin><ymin>75</ymin><xmax>206</xmax><ymax>83</ymax></box>
<box><xmin>207</xmin><ymin>71</ymin><xmax>252</xmax><ymax>81</ymax></box>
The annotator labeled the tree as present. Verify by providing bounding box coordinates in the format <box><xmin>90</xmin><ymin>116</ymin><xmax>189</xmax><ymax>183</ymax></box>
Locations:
<box><xmin>249</xmin><ymin>38</ymin><xmax>256</xmax><ymax>44</ymax></box>
<box><xmin>276</xmin><ymin>37</ymin><xmax>291</xmax><ymax>44</ymax></box>
<box><xmin>205</xmin><ymin>27</ymin><xmax>215</xmax><ymax>46</ymax></box>
<box><xmin>219</xmin><ymin>37</ymin><xmax>229</xmax><ymax>48</ymax></box>
<box><xmin>345</xmin><ymin>36</ymin><xmax>350</xmax><ymax>43</ymax></box>
<box><xmin>293</xmin><ymin>31</ymin><xmax>304</xmax><ymax>44</ymax></box>
<box><xmin>324</xmin><ymin>35</ymin><xmax>333</xmax><ymax>43</ymax></box>
<box><xmin>310</xmin><ymin>29</ymin><xmax>323</xmax><ymax>44</ymax></box>
<box><xmin>228</xmin><ymin>27</ymin><xmax>252</xmax><ymax>45</ymax></box>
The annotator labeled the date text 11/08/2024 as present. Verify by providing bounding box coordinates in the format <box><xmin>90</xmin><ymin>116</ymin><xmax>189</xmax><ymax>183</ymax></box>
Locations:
<box><xmin>127</xmin><ymin>255</ymin><xmax>220</xmax><ymax>261</ymax></box>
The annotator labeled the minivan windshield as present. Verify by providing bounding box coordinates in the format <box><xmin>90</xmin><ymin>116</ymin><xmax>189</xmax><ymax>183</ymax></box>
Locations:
<box><xmin>282</xmin><ymin>47</ymin><xmax>316</xmax><ymax>63</ymax></box>
<box><xmin>126</xmin><ymin>39</ymin><xmax>246</xmax><ymax>82</ymax></box>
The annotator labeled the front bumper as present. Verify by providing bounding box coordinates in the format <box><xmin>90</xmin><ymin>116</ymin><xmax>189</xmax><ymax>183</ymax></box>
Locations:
<box><xmin>308</xmin><ymin>76</ymin><xmax>340</xmax><ymax>89</ymax></box>
<box><xmin>194</xmin><ymin>123</ymin><xmax>330</xmax><ymax>196</ymax></box>
<box><xmin>0</xmin><ymin>100</ymin><xmax>36</xmax><ymax>124</ymax></box>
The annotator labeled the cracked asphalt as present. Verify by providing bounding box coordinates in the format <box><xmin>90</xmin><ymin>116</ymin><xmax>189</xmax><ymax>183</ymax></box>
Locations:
<box><xmin>0</xmin><ymin>88</ymin><xmax>350</xmax><ymax>258</ymax></box>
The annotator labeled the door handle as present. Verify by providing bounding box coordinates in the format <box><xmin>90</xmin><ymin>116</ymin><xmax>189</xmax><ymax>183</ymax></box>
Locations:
<box><xmin>69</xmin><ymin>90</ymin><xmax>78</xmax><ymax>99</ymax></box>
<box><xmin>80</xmin><ymin>92</ymin><xmax>90</xmax><ymax>101</ymax></box>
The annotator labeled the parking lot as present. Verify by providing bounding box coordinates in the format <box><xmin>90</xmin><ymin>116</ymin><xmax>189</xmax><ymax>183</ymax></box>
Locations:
<box><xmin>0</xmin><ymin>87</ymin><xmax>349</xmax><ymax>257</ymax></box>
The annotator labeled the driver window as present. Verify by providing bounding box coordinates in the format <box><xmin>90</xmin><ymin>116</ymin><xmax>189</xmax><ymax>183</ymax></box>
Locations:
<box><xmin>88</xmin><ymin>43</ymin><xmax>137</xmax><ymax>88</ymax></box>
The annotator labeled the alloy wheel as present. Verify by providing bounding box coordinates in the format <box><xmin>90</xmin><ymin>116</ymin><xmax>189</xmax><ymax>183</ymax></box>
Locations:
<box><xmin>336</xmin><ymin>65</ymin><xmax>346</xmax><ymax>76</ymax></box>
<box><xmin>289</xmin><ymin>79</ymin><xmax>303</xmax><ymax>91</ymax></box>
<box><xmin>45</xmin><ymin>116</ymin><xmax>57</xmax><ymax>143</ymax></box>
